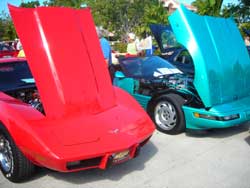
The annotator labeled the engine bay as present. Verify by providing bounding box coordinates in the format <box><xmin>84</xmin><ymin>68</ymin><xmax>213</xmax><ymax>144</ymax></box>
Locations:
<box><xmin>136</xmin><ymin>73</ymin><xmax>203</xmax><ymax>108</ymax></box>
<box><xmin>5</xmin><ymin>87</ymin><xmax>44</xmax><ymax>114</ymax></box>
<box><xmin>137</xmin><ymin>73</ymin><xmax>193</xmax><ymax>95</ymax></box>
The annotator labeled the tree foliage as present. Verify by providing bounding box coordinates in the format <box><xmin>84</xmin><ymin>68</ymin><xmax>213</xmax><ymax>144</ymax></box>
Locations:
<box><xmin>0</xmin><ymin>1</ymin><xmax>41</xmax><ymax>41</ymax></box>
<box><xmin>2</xmin><ymin>0</ymin><xmax>248</xmax><ymax>41</ymax></box>
<box><xmin>137</xmin><ymin>2</ymin><xmax>169</xmax><ymax>36</ymax></box>
<box><xmin>44</xmin><ymin>0</ymin><xmax>168</xmax><ymax>37</ymax></box>
<box><xmin>192</xmin><ymin>0</ymin><xmax>224</xmax><ymax>16</ymax></box>
<box><xmin>43</xmin><ymin>0</ymin><xmax>83</xmax><ymax>8</ymax></box>
<box><xmin>222</xmin><ymin>0</ymin><xmax>250</xmax><ymax>24</ymax></box>
<box><xmin>222</xmin><ymin>0</ymin><xmax>250</xmax><ymax>36</ymax></box>
<box><xmin>0</xmin><ymin>0</ymin><xmax>169</xmax><ymax>40</ymax></box>
<box><xmin>0</xmin><ymin>11</ymin><xmax>17</xmax><ymax>41</ymax></box>
<box><xmin>20</xmin><ymin>1</ymin><xmax>40</xmax><ymax>8</ymax></box>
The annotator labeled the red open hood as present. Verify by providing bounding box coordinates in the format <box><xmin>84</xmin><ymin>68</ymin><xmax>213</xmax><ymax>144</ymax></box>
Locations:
<box><xmin>9</xmin><ymin>5</ymin><xmax>116</xmax><ymax>118</ymax></box>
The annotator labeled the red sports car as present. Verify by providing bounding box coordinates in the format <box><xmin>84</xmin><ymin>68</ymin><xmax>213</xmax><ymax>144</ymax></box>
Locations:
<box><xmin>0</xmin><ymin>5</ymin><xmax>155</xmax><ymax>182</ymax></box>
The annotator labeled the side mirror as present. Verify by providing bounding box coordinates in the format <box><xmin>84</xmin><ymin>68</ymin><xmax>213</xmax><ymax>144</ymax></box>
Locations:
<box><xmin>115</xmin><ymin>71</ymin><xmax>125</xmax><ymax>78</ymax></box>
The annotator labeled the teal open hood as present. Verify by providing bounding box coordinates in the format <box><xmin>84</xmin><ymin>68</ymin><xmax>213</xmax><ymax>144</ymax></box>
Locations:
<box><xmin>169</xmin><ymin>6</ymin><xmax>250</xmax><ymax>108</ymax></box>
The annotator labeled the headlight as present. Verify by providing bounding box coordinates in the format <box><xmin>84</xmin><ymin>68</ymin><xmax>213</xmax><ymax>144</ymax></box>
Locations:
<box><xmin>193</xmin><ymin>113</ymin><xmax>239</xmax><ymax>121</ymax></box>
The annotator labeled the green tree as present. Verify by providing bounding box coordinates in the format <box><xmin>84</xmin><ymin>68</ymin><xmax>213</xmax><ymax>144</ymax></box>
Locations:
<box><xmin>20</xmin><ymin>1</ymin><xmax>40</xmax><ymax>8</ymax></box>
<box><xmin>0</xmin><ymin>1</ymin><xmax>42</xmax><ymax>41</ymax></box>
<box><xmin>209</xmin><ymin>0</ymin><xmax>224</xmax><ymax>16</ymax></box>
<box><xmin>0</xmin><ymin>16</ymin><xmax>4</xmax><ymax>40</ymax></box>
<box><xmin>192</xmin><ymin>0</ymin><xmax>224</xmax><ymax>16</ymax></box>
<box><xmin>136</xmin><ymin>2</ymin><xmax>169</xmax><ymax>36</ymax></box>
<box><xmin>43</xmin><ymin>0</ymin><xmax>85</xmax><ymax>8</ymax></box>
<box><xmin>0</xmin><ymin>11</ymin><xmax>17</xmax><ymax>41</ymax></box>
<box><xmin>45</xmin><ymin>0</ymin><xmax>169</xmax><ymax>38</ymax></box>
<box><xmin>222</xmin><ymin>0</ymin><xmax>250</xmax><ymax>35</ymax></box>
<box><xmin>1</xmin><ymin>0</ymin><xmax>170</xmax><ymax>41</ymax></box>
<box><xmin>84</xmin><ymin>0</ymin><xmax>149</xmax><ymax>37</ymax></box>
<box><xmin>222</xmin><ymin>0</ymin><xmax>249</xmax><ymax>24</ymax></box>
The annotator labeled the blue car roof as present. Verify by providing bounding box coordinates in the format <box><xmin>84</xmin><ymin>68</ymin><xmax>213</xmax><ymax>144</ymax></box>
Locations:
<box><xmin>169</xmin><ymin>5</ymin><xmax>250</xmax><ymax>107</ymax></box>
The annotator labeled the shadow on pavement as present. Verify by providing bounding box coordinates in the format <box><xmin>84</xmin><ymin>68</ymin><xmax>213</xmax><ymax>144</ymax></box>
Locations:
<box><xmin>245</xmin><ymin>134</ymin><xmax>250</xmax><ymax>146</ymax></box>
<box><xmin>185</xmin><ymin>122</ymin><xmax>250</xmax><ymax>139</ymax></box>
<box><xmin>29</xmin><ymin>141</ymin><xmax>158</xmax><ymax>184</ymax></box>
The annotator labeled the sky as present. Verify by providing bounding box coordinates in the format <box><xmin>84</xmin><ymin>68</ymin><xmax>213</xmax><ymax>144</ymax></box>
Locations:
<box><xmin>0</xmin><ymin>0</ymin><xmax>239</xmax><ymax>14</ymax></box>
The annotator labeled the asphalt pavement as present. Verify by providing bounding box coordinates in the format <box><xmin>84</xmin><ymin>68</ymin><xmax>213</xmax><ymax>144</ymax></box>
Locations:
<box><xmin>1</xmin><ymin>123</ymin><xmax>250</xmax><ymax>188</ymax></box>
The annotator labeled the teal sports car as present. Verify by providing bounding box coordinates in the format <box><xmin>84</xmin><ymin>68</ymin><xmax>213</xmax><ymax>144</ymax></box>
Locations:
<box><xmin>113</xmin><ymin>5</ymin><xmax>250</xmax><ymax>134</ymax></box>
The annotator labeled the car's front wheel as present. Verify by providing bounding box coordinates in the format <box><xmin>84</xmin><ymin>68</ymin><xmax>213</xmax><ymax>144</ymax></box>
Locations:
<box><xmin>148</xmin><ymin>94</ymin><xmax>185</xmax><ymax>135</ymax></box>
<box><xmin>0</xmin><ymin>125</ymin><xmax>35</xmax><ymax>182</ymax></box>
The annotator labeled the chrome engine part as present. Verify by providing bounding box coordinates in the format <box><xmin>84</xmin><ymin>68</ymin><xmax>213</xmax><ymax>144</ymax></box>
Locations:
<box><xmin>7</xmin><ymin>88</ymin><xmax>44</xmax><ymax>114</ymax></box>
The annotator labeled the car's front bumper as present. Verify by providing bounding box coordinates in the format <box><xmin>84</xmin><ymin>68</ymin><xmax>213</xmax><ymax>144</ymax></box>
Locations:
<box><xmin>19</xmin><ymin>96</ymin><xmax>154</xmax><ymax>172</ymax></box>
<box><xmin>24</xmin><ymin>134</ymin><xmax>152</xmax><ymax>172</ymax></box>
<box><xmin>183</xmin><ymin>96</ymin><xmax>250</xmax><ymax>130</ymax></box>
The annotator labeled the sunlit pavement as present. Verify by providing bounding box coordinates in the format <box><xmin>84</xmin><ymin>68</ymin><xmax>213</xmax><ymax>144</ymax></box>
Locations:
<box><xmin>1</xmin><ymin>123</ymin><xmax>250</xmax><ymax>188</ymax></box>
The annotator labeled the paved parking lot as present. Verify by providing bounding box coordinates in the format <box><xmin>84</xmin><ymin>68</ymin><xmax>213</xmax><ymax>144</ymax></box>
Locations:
<box><xmin>1</xmin><ymin>123</ymin><xmax>250</xmax><ymax>188</ymax></box>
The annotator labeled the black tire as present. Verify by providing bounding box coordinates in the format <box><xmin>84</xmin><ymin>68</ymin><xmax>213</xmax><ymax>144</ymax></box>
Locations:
<box><xmin>0</xmin><ymin>124</ymin><xmax>35</xmax><ymax>182</ymax></box>
<box><xmin>148</xmin><ymin>94</ymin><xmax>185</xmax><ymax>135</ymax></box>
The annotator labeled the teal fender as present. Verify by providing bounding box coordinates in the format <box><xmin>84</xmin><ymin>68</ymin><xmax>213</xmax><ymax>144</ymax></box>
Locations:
<box><xmin>183</xmin><ymin>95</ymin><xmax>250</xmax><ymax>129</ymax></box>
<box><xmin>113</xmin><ymin>77</ymin><xmax>151</xmax><ymax>110</ymax></box>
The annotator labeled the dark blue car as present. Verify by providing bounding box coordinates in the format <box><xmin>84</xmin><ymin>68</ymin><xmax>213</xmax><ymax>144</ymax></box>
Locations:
<box><xmin>150</xmin><ymin>24</ymin><xmax>194</xmax><ymax>75</ymax></box>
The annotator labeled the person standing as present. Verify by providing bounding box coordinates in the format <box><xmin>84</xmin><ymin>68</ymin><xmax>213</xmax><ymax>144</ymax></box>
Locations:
<box><xmin>96</xmin><ymin>26</ymin><xmax>112</xmax><ymax>65</ymax></box>
<box><xmin>245</xmin><ymin>36</ymin><xmax>250</xmax><ymax>46</ymax></box>
<box><xmin>17</xmin><ymin>42</ymin><xmax>25</xmax><ymax>57</ymax></box>
<box><xmin>96</xmin><ymin>26</ymin><xmax>116</xmax><ymax>80</ymax></box>
<box><xmin>126</xmin><ymin>33</ymin><xmax>140</xmax><ymax>55</ymax></box>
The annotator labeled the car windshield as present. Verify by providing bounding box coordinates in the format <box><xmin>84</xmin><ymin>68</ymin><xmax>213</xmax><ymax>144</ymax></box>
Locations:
<box><xmin>119</xmin><ymin>56</ymin><xmax>182</xmax><ymax>79</ymax></box>
<box><xmin>150</xmin><ymin>24</ymin><xmax>181</xmax><ymax>53</ymax></box>
<box><xmin>0</xmin><ymin>61</ymin><xmax>34</xmax><ymax>91</ymax></box>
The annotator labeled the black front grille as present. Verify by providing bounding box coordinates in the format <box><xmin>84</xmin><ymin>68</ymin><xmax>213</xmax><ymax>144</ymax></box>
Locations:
<box><xmin>66</xmin><ymin>156</ymin><xmax>102</xmax><ymax>170</ymax></box>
